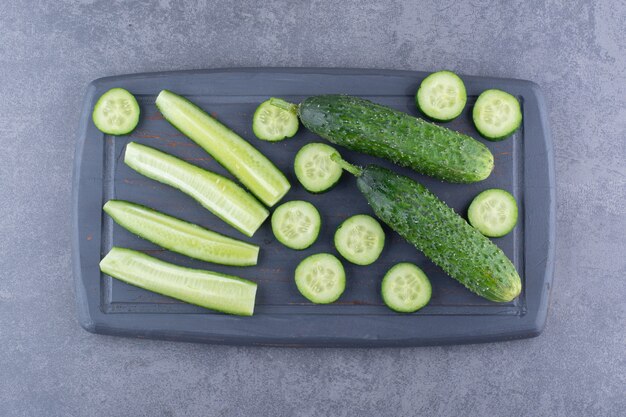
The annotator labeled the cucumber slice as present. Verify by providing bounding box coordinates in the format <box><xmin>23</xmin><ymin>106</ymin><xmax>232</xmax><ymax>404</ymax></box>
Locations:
<box><xmin>156</xmin><ymin>90</ymin><xmax>290</xmax><ymax>207</ymax></box>
<box><xmin>124</xmin><ymin>142</ymin><xmax>269</xmax><ymax>237</ymax></box>
<box><xmin>294</xmin><ymin>253</ymin><xmax>345</xmax><ymax>304</ymax></box>
<box><xmin>381</xmin><ymin>263</ymin><xmax>432</xmax><ymax>313</ymax></box>
<box><xmin>92</xmin><ymin>88</ymin><xmax>140</xmax><ymax>135</ymax></box>
<box><xmin>104</xmin><ymin>200</ymin><xmax>259</xmax><ymax>266</ymax></box>
<box><xmin>100</xmin><ymin>247</ymin><xmax>257</xmax><ymax>316</ymax></box>
<box><xmin>467</xmin><ymin>188</ymin><xmax>518</xmax><ymax>237</ymax></box>
<box><xmin>416</xmin><ymin>71</ymin><xmax>467</xmax><ymax>121</ymax></box>
<box><xmin>473</xmin><ymin>89</ymin><xmax>522</xmax><ymax>140</ymax></box>
<box><xmin>271</xmin><ymin>200</ymin><xmax>321</xmax><ymax>250</ymax></box>
<box><xmin>294</xmin><ymin>143</ymin><xmax>343</xmax><ymax>193</ymax></box>
<box><xmin>334</xmin><ymin>214</ymin><xmax>385</xmax><ymax>265</ymax></box>
<box><xmin>253</xmin><ymin>98</ymin><xmax>299</xmax><ymax>141</ymax></box>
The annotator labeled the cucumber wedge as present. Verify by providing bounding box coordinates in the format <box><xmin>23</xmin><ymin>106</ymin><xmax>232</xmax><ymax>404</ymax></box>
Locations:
<box><xmin>156</xmin><ymin>90</ymin><xmax>291</xmax><ymax>207</ymax></box>
<box><xmin>104</xmin><ymin>200</ymin><xmax>259</xmax><ymax>266</ymax></box>
<box><xmin>124</xmin><ymin>142</ymin><xmax>268</xmax><ymax>237</ymax></box>
<box><xmin>100</xmin><ymin>247</ymin><xmax>257</xmax><ymax>316</ymax></box>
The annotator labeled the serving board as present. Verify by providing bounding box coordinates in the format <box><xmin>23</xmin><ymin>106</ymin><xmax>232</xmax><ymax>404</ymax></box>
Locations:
<box><xmin>72</xmin><ymin>68</ymin><xmax>555</xmax><ymax>347</ymax></box>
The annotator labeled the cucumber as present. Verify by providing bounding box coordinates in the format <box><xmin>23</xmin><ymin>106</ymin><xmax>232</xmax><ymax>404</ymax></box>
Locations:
<box><xmin>104</xmin><ymin>200</ymin><xmax>259</xmax><ymax>266</ymax></box>
<box><xmin>124</xmin><ymin>142</ymin><xmax>268</xmax><ymax>237</ymax></box>
<box><xmin>273</xmin><ymin>95</ymin><xmax>493</xmax><ymax>183</ymax></box>
<box><xmin>467</xmin><ymin>189</ymin><xmax>518</xmax><ymax>237</ymax></box>
<box><xmin>473</xmin><ymin>89</ymin><xmax>522</xmax><ymax>140</ymax></box>
<box><xmin>381</xmin><ymin>263</ymin><xmax>432</xmax><ymax>313</ymax></box>
<box><xmin>100</xmin><ymin>247</ymin><xmax>257</xmax><ymax>316</ymax></box>
<box><xmin>334</xmin><ymin>214</ymin><xmax>385</xmax><ymax>265</ymax></box>
<box><xmin>332</xmin><ymin>155</ymin><xmax>521</xmax><ymax>302</ymax></box>
<box><xmin>416</xmin><ymin>70</ymin><xmax>467</xmax><ymax>121</ymax></box>
<box><xmin>271</xmin><ymin>200</ymin><xmax>321</xmax><ymax>250</ymax></box>
<box><xmin>156</xmin><ymin>90</ymin><xmax>290</xmax><ymax>207</ymax></box>
<box><xmin>294</xmin><ymin>253</ymin><xmax>346</xmax><ymax>304</ymax></box>
<box><xmin>294</xmin><ymin>143</ymin><xmax>343</xmax><ymax>193</ymax></box>
<box><xmin>92</xmin><ymin>88</ymin><xmax>140</xmax><ymax>135</ymax></box>
<box><xmin>253</xmin><ymin>98</ymin><xmax>299</xmax><ymax>141</ymax></box>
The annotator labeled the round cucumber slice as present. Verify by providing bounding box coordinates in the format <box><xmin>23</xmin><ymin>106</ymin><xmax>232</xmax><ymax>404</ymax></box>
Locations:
<box><xmin>381</xmin><ymin>263</ymin><xmax>431</xmax><ymax>313</ymax></box>
<box><xmin>334</xmin><ymin>214</ymin><xmax>385</xmax><ymax>265</ymax></box>
<box><xmin>473</xmin><ymin>89</ymin><xmax>522</xmax><ymax>140</ymax></box>
<box><xmin>271</xmin><ymin>200</ymin><xmax>321</xmax><ymax>250</ymax></box>
<box><xmin>253</xmin><ymin>98</ymin><xmax>299</xmax><ymax>141</ymax></box>
<box><xmin>416</xmin><ymin>71</ymin><xmax>467</xmax><ymax>122</ymax></box>
<box><xmin>295</xmin><ymin>253</ymin><xmax>346</xmax><ymax>304</ymax></box>
<box><xmin>294</xmin><ymin>143</ymin><xmax>343</xmax><ymax>193</ymax></box>
<box><xmin>92</xmin><ymin>88</ymin><xmax>140</xmax><ymax>135</ymax></box>
<box><xmin>468</xmin><ymin>188</ymin><xmax>518</xmax><ymax>237</ymax></box>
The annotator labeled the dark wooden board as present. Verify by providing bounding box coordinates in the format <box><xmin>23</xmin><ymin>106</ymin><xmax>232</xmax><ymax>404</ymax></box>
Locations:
<box><xmin>72</xmin><ymin>68</ymin><xmax>555</xmax><ymax>346</ymax></box>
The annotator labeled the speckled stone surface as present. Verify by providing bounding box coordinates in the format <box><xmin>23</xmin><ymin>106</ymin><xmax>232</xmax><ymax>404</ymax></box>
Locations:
<box><xmin>0</xmin><ymin>1</ymin><xmax>624</xmax><ymax>416</ymax></box>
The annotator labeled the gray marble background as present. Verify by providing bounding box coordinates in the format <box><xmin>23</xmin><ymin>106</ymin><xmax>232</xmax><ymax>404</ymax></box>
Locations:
<box><xmin>1</xmin><ymin>1</ymin><xmax>624</xmax><ymax>416</ymax></box>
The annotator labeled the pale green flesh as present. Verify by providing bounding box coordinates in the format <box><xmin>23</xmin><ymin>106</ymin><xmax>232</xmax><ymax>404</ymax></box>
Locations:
<box><xmin>473</xmin><ymin>89</ymin><xmax>522</xmax><ymax>140</ymax></box>
<box><xmin>334</xmin><ymin>214</ymin><xmax>385</xmax><ymax>265</ymax></box>
<box><xmin>100</xmin><ymin>247</ymin><xmax>257</xmax><ymax>315</ymax></box>
<box><xmin>271</xmin><ymin>200</ymin><xmax>321</xmax><ymax>250</ymax></box>
<box><xmin>294</xmin><ymin>143</ymin><xmax>343</xmax><ymax>193</ymax></box>
<box><xmin>416</xmin><ymin>71</ymin><xmax>467</xmax><ymax>121</ymax></box>
<box><xmin>467</xmin><ymin>189</ymin><xmax>518</xmax><ymax>237</ymax></box>
<box><xmin>124</xmin><ymin>142</ymin><xmax>268</xmax><ymax>237</ymax></box>
<box><xmin>294</xmin><ymin>253</ymin><xmax>345</xmax><ymax>304</ymax></box>
<box><xmin>253</xmin><ymin>99</ymin><xmax>299</xmax><ymax>141</ymax></box>
<box><xmin>381</xmin><ymin>263</ymin><xmax>432</xmax><ymax>313</ymax></box>
<box><xmin>104</xmin><ymin>200</ymin><xmax>259</xmax><ymax>266</ymax></box>
<box><xmin>92</xmin><ymin>88</ymin><xmax>140</xmax><ymax>135</ymax></box>
<box><xmin>156</xmin><ymin>90</ymin><xmax>291</xmax><ymax>207</ymax></box>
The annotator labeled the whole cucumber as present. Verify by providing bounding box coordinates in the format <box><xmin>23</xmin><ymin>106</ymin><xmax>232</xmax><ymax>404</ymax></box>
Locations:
<box><xmin>297</xmin><ymin>95</ymin><xmax>494</xmax><ymax>183</ymax></box>
<box><xmin>334</xmin><ymin>156</ymin><xmax>521</xmax><ymax>302</ymax></box>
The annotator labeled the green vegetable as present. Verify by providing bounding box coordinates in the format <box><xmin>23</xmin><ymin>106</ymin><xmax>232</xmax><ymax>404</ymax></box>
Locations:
<box><xmin>92</xmin><ymin>88</ymin><xmax>140</xmax><ymax>135</ymax></box>
<box><xmin>271</xmin><ymin>200</ymin><xmax>321</xmax><ymax>250</ymax></box>
<box><xmin>467</xmin><ymin>189</ymin><xmax>518</xmax><ymax>237</ymax></box>
<box><xmin>381</xmin><ymin>263</ymin><xmax>432</xmax><ymax>313</ymax></box>
<box><xmin>294</xmin><ymin>143</ymin><xmax>343</xmax><ymax>193</ymax></box>
<box><xmin>156</xmin><ymin>90</ymin><xmax>290</xmax><ymax>207</ymax></box>
<box><xmin>253</xmin><ymin>98</ymin><xmax>299</xmax><ymax>141</ymax></box>
<box><xmin>294</xmin><ymin>253</ymin><xmax>346</xmax><ymax>304</ymax></box>
<box><xmin>334</xmin><ymin>214</ymin><xmax>385</xmax><ymax>266</ymax></box>
<box><xmin>124</xmin><ymin>142</ymin><xmax>268</xmax><ymax>237</ymax></box>
<box><xmin>473</xmin><ymin>89</ymin><xmax>522</xmax><ymax>140</ymax></box>
<box><xmin>104</xmin><ymin>200</ymin><xmax>259</xmax><ymax>266</ymax></box>
<box><xmin>100</xmin><ymin>247</ymin><xmax>257</xmax><ymax>316</ymax></box>
<box><xmin>273</xmin><ymin>95</ymin><xmax>493</xmax><ymax>183</ymax></box>
<box><xmin>416</xmin><ymin>70</ymin><xmax>467</xmax><ymax>121</ymax></box>
<box><xmin>332</xmin><ymin>155</ymin><xmax>522</xmax><ymax>302</ymax></box>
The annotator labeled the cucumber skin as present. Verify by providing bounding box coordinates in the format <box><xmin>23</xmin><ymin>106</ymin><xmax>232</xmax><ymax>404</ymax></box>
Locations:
<box><xmin>298</xmin><ymin>95</ymin><xmax>494</xmax><ymax>183</ymax></box>
<box><xmin>357</xmin><ymin>165</ymin><xmax>521</xmax><ymax>302</ymax></box>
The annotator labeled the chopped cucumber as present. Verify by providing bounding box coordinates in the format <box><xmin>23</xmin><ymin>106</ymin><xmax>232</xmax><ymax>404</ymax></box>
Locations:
<box><xmin>156</xmin><ymin>90</ymin><xmax>290</xmax><ymax>207</ymax></box>
<box><xmin>271</xmin><ymin>200</ymin><xmax>321</xmax><ymax>250</ymax></box>
<box><xmin>124</xmin><ymin>142</ymin><xmax>268</xmax><ymax>237</ymax></box>
<box><xmin>253</xmin><ymin>98</ymin><xmax>299</xmax><ymax>141</ymax></box>
<box><xmin>467</xmin><ymin>189</ymin><xmax>518</xmax><ymax>237</ymax></box>
<box><xmin>416</xmin><ymin>71</ymin><xmax>467</xmax><ymax>121</ymax></box>
<box><xmin>382</xmin><ymin>263</ymin><xmax>432</xmax><ymax>313</ymax></box>
<box><xmin>92</xmin><ymin>88</ymin><xmax>140</xmax><ymax>135</ymax></box>
<box><xmin>294</xmin><ymin>143</ymin><xmax>343</xmax><ymax>193</ymax></box>
<box><xmin>294</xmin><ymin>253</ymin><xmax>345</xmax><ymax>304</ymax></box>
<box><xmin>100</xmin><ymin>247</ymin><xmax>257</xmax><ymax>316</ymax></box>
<box><xmin>334</xmin><ymin>214</ymin><xmax>385</xmax><ymax>265</ymax></box>
<box><xmin>473</xmin><ymin>89</ymin><xmax>522</xmax><ymax>140</ymax></box>
<box><xmin>104</xmin><ymin>200</ymin><xmax>259</xmax><ymax>266</ymax></box>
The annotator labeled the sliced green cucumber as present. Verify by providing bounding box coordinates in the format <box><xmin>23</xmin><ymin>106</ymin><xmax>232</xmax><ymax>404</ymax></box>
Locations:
<box><xmin>294</xmin><ymin>143</ymin><xmax>343</xmax><ymax>193</ymax></box>
<box><xmin>92</xmin><ymin>88</ymin><xmax>140</xmax><ymax>135</ymax></box>
<box><xmin>416</xmin><ymin>71</ymin><xmax>467</xmax><ymax>121</ymax></box>
<box><xmin>473</xmin><ymin>89</ymin><xmax>522</xmax><ymax>140</ymax></box>
<box><xmin>124</xmin><ymin>142</ymin><xmax>268</xmax><ymax>237</ymax></box>
<box><xmin>334</xmin><ymin>214</ymin><xmax>385</xmax><ymax>265</ymax></box>
<box><xmin>467</xmin><ymin>188</ymin><xmax>518</xmax><ymax>237</ymax></box>
<box><xmin>271</xmin><ymin>200</ymin><xmax>321</xmax><ymax>250</ymax></box>
<box><xmin>294</xmin><ymin>253</ymin><xmax>345</xmax><ymax>304</ymax></box>
<box><xmin>100</xmin><ymin>247</ymin><xmax>257</xmax><ymax>315</ymax></box>
<box><xmin>156</xmin><ymin>90</ymin><xmax>290</xmax><ymax>207</ymax></box>
<box><xmin>104</xmin><ymin>200</ymin><xmax>259</xmax><ymax>266</ymax></box>
<box><xmin>253</xmin><ymin>98</ymin><xmax>299</xmax><ymax>141</ymax></box>
<box><xmin>381</xmin><ymin>263</ymin><xmax>432</xmax><ymax>313</ymax></box>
